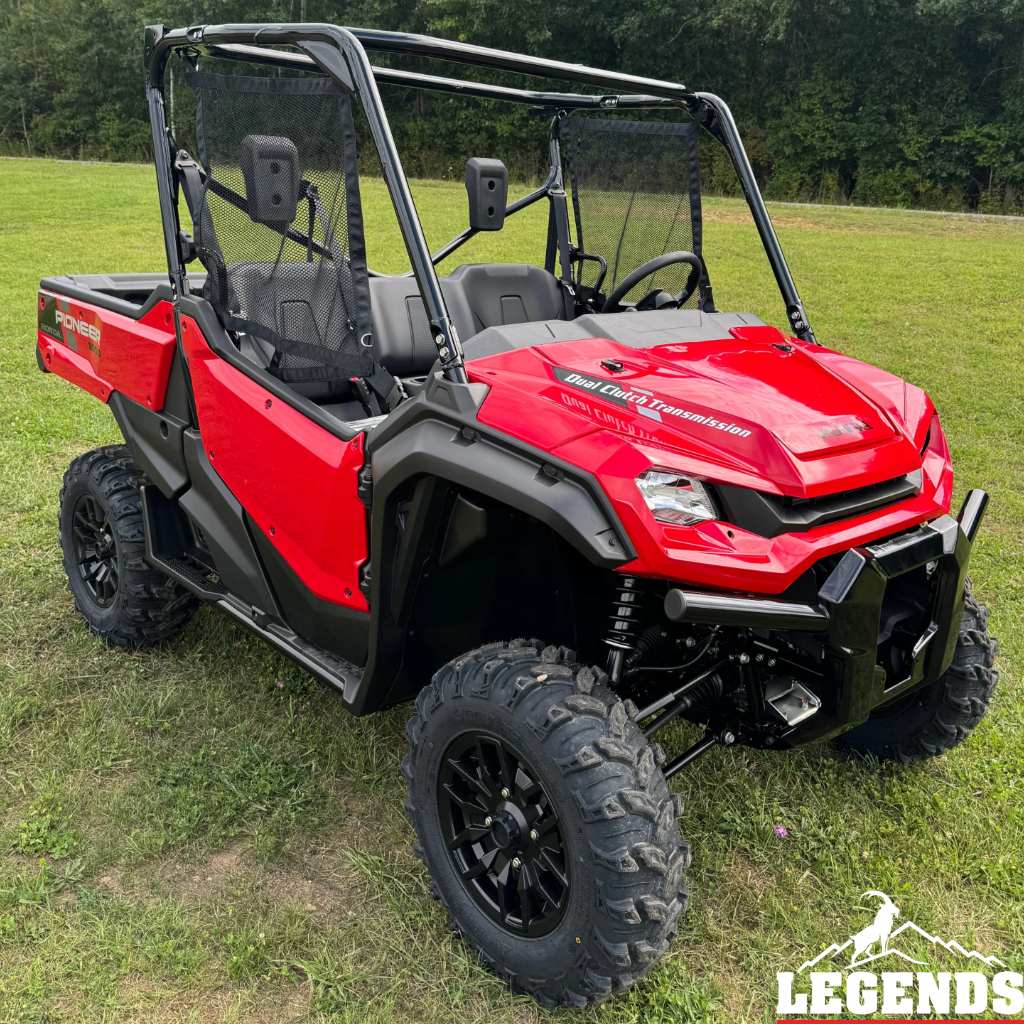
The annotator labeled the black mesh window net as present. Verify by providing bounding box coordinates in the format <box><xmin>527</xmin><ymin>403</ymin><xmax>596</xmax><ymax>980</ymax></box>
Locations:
<box><xmin>560</xmin><ymin>116</ymin><xmax>707</xmax><ymax>307</ymax></box>
<box><xmin>185</xmin><ymin>70</ymin><xmax>372</xmax><ymax>384</ymax></box>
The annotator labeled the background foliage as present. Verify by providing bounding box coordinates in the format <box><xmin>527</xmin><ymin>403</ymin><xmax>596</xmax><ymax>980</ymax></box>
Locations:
<box><xmin>2</xmin><ymin>0</ymin><xmax>1024</xmax><ymax>208</ymax></box>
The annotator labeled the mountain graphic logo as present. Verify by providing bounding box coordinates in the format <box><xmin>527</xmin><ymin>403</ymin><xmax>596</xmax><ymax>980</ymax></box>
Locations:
<box><xmin>797</xmin><ymin>891</ymin><xmax>1008</xmax><ymax>974</ymax></box>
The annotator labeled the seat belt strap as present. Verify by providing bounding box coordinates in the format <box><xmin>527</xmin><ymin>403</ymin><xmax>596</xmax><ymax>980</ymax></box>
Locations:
<box><xmin>174</xmin><ymin>151</ymin><xmax>206</xmax><ymax>223</ymax></box>
<box><xmin>367</xmin><ymin>360</ymin><xmax>406</xmax><ymax>413</ymax></box>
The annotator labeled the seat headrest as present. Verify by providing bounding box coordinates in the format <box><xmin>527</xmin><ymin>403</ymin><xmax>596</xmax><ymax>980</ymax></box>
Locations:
<box><xmin>239</xmin><ymin>134</ymin><xmax>301</xmax><ymax>227</ymax></box>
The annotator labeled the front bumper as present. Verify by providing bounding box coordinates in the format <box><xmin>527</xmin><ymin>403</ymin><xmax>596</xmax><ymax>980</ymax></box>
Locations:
<box><xmin>664</xmin><ymin>489</ymin><xmax>989</xmax><ymax>744</ymax></box>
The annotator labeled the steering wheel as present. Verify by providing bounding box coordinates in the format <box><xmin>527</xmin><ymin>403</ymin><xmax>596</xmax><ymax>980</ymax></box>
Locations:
<box><xmin>601</xmin><ymin>251</ymin><xmax>703</xmax><ymax>314</ymax></box>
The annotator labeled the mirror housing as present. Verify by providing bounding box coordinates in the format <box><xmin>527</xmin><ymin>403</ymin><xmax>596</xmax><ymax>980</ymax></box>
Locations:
<box><xmin>465</xmin><ymin>157</ymin><xmax>508</xmax><ymax>231</ymax></box>
<box><xmin>240</xmin><ymin>134</ymin><xmax>301</xmax><ymax>227</ymax></box>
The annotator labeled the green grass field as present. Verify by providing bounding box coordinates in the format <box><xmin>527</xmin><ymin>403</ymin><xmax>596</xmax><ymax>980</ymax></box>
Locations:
<box><xmin>1</xmin><ymin>157</ymin><xmax>1022</xmax><ymax>1023</ymax></box>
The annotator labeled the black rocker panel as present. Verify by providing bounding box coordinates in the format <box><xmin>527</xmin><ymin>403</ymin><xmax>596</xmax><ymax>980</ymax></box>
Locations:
<box><xmin>178</xmin><ymin>430</ymin><xmax>283</xmax><ymax>620</ymax></box>
<box><xmin>109</xmin><ymin>383</ymin><xmax>190</xmax><ymax>499</ymax></box>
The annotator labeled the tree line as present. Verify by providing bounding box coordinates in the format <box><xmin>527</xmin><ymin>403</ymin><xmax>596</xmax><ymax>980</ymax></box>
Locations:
<box><xmin>2</xmin><ymin>0</ymin><xmax>1023</xmax><ymax>211</ymax></box>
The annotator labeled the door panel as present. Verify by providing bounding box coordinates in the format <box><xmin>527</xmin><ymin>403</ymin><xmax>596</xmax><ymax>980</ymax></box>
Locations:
<box><xmin>181</xmin><ymin>316</ymin><xmax>369</xmax><ymax>611</ymax></box>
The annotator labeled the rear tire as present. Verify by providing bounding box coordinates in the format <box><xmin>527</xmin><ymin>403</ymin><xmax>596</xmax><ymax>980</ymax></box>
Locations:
<box><xmin>59</xmin><ymin>445</ymin><xmax>199</xmax><ymax>646</ymax></box>
<box><xmin>403</xmin><ymin>639</ymin><xmax>689</xmax><ymax>1008</ymax></box>
<box><xmin>834</xmin><ymin>584</ymin><xmax>998</xmax><ymax>762</ymax></box>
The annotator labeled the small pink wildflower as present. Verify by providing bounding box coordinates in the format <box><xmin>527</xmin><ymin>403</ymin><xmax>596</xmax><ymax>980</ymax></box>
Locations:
<box><xmin>774</xmin><ymin>825</ymin><xmax>788</xmax><ymax>838</ymax></box>
<box><xmin>275</xmin><ymin>680</ymin><xmax>285</xmax><ymax>689</ymax></box>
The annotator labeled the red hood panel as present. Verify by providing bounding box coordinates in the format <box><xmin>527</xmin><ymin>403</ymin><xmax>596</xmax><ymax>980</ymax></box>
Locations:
<box><xmin>772</xmin><ymin>414</ymin><xmax>891</xmax><ymax>456</ymax></box>
<box><xmin>469</xmin><ymin>325</ymin><xmax>928</xmax><ymax>498</ymax></box>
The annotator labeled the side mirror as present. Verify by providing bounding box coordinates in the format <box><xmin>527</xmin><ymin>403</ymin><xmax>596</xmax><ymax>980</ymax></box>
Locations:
<box><xmin>465</xmin><ymin>157</ymin><xmax>508</xmax><ymax>231</ymax></box>
<box><xmin>240</xmin><ymin>134</ymin><xmax>301</xmax><ymax>226</ymax></box>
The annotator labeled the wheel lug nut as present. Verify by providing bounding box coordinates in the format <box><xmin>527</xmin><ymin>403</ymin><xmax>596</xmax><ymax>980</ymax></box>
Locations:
<box><xmin>529</xmin><ymin>829</ymin><xmax>538</xmax><ymax>841</ymax></box>
<box><xmin>500</xmin><ymin>787</ymin><xmax>510</xmax><ymax>798</ymax></box>
<box><xmin>512</xmin><ymin>857</ymin><xmax>521</xmax><ymax>869</ymax></box>
<box><xmin>484</xmin><ymin>816</ymin><xmax>492</xmax><ymax>826</ymax></box>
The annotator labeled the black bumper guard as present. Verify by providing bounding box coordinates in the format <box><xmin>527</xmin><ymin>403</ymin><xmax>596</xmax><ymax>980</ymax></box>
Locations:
<box><xmin>664</xmin><ymin>489</ymin><xmax>989</xmax><ymax>742</ymax></box>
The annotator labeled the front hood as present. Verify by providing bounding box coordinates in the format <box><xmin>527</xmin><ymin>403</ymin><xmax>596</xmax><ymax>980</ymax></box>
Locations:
<box><xmin>469</xmin><ymin>325</ymin><xmax>931</xmax><ymax>498</ymax></box>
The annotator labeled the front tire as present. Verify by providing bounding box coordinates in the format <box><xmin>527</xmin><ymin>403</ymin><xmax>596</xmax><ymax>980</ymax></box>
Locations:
<box><xmin>59</xmin><ymin>446</ymin><xmax>199</xmax><ymax>646</ymax></box>
<box><xmin>835</xmin><ymin>585</ymin><xmax>998</xmax><ymax>762</ymax></box>
<box><xmin>403</xmin><ymin>639</ymin><xmax>689</xmax><ymax>1008</ymax></box>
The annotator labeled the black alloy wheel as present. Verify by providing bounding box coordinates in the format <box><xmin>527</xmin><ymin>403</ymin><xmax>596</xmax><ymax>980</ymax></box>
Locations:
<box><xmin>438</xmin><ymin>732</ymin><xmax>569</xmax><ymax>937</ymax></box>
<box><xmin>71</xmin><ymin>492</ymin><xmax>120</xmax><ymax>607</ymax></box>
<box><xmin>59</xmin><ymin>446</ymin><xmax>199</xmax><ymax>646</ymax></box>
<box><xmin>403</xmin><ymin>639</ymin><xmax>691</xmax><ymax>1008</ymax></box>
<box><xmin>401</xmin><ymin>638</ymin><xmax>688</xmax><ymax>1007</ymax></box>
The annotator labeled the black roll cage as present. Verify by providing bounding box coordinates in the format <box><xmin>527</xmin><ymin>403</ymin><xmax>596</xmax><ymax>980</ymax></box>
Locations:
<box><xmin>144</xmin><ymin>21</ymin><xmax>817</xmax><ymax>390</ymax></box>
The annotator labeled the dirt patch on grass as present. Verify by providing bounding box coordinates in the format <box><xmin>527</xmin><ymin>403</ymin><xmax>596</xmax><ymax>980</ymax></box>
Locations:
<box><xmin>132</xmin><ymin>839</ymin><xmax>250</xmax><ymax>906</ymax></box>
<box><xmin>725</xmin><ymin>850</ymin><xmax>776</xmax><ymax>901</ymax></box>
<box><xmin>941</xmin><ymin>907</ymin><xmax>1004</xmax><ymax>959</ymax></box>
<box><xmin>181</xmin><ymin>841</ymin><xmax>246</xmax><ymax>896</ymax></box>
<box><xmin>98</xmin><ymin>866</ymin><xmax>124</xmax><ymax>891</ymax></box>
<box><xmin>129</xmin><ymin>827</ymin><xmax>378</xmax><ymax>920</ymax></box>
<box><xmin>254</xmin><ymin>829</ymin><xmax>377</xmax><ymax>920</ymax></box>
<box><xmin>206</xmin><ymin>843</ymin><xmax>244</xmax><ymax>878</ymax></box>
<box><xmin>119</xmin><ymin>976</ymin><xmax>309</xmax><ymax>1023</ymax></box>
<box><xmin>258</xmin><ymin>861</ymin><xmax>358</xmax><ymax>919</ymax></box>
<box><xmin>713</xmin><ymin>966</ymin><xmax>755</xmax><ymax>1021</ymax></box>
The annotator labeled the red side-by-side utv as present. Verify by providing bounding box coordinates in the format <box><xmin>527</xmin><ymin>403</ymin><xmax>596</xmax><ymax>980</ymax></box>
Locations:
<box><xmin>36</xmin><ymin>23</ymin><xmax>998</xmax><ymax>1006</ymax></box>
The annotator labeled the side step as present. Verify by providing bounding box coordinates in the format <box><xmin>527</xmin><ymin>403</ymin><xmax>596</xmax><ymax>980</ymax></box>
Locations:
<box><xmin>140</xmin><ymin>486</ymin><xmax>227</xmax><ymax>600</ymax></box>
<box><xmin>154</xmin><ymin>553</ymin><xmax>227</xmax><ymax>599</ymax></box>
<box><xmin>141</xmin><ymin>485</ymin><xmax>365</xmax><ymax>704</ymax></box>
<box><xmin>217</xmin><ymin>596</ymin><xmax>363</xmax><ymax>704</ymax></box>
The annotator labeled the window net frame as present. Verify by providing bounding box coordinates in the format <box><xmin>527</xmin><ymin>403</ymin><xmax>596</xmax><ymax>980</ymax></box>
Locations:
<box><xmin>559</xmin><ymin>115</ymin><xmax>710</xmax><ymax>308</ymax></box>
<box><xmin>186</xmin><ymin>68</ymin><xmax>374</xmax><ymax>384</ymax></box>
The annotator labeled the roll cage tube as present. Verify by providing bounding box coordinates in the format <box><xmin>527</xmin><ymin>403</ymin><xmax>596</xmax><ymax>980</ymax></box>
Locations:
<box><xmin>144</xmin><ymin>24</ymin><xmax>819</xmax><ymax>387</ymax></box>
<box><xmin>695</xmin><ymin>93</ymin><xmax>815</xmax><ymax>343</ymax></box>
<box><xmin>204</xmin><ymin>42</ymin><xmax>684</xmax><ymax>112</ymax></box>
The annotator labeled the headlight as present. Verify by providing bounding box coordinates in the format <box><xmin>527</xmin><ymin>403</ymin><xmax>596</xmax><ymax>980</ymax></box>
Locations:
<box><xmin>635</xmin><ymin>469</ymin><xmax>719</xmax><ymax>526</ymax></box>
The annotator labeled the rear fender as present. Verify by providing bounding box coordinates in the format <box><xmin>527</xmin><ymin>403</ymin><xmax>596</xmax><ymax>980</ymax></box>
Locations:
<box><xmin>108</xmin><ymin>349</ymin><xmax>193</xmax><ymax>499</ymax></box>
<box><xmin>37</xmin><ymin>289</ymin><xmax>177</xmax><ymax>409</ymax></box>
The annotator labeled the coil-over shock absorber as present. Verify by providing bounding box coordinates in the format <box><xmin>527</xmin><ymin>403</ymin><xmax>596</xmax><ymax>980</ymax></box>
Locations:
<box><xmin>605</xmin><ymin>575</ymin><xmax>647</xmax><ymax>683</ymax></box>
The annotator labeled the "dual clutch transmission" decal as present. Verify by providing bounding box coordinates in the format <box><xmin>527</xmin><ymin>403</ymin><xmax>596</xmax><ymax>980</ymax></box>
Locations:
<box><xmin>553</xmin><ymin>366</ymin><xmax>753</xmax><ymax>438</ymax></box>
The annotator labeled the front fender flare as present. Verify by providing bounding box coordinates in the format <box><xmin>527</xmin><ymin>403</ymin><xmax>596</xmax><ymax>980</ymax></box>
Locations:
<box><xmin>346</xmin><ymin>375</ymin><xmax>634</xmax><ymax>714</ymax></box>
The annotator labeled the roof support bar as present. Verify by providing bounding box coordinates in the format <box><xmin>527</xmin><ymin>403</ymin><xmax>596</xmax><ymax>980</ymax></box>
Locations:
<box><xmin>348</xmin><ymin>28</ymin><xmax>692</xmax><ymax>99</ymax></box>
<box><xmin>205</xmin><ymin>43</ymin><xmax>681</xmax><ymax>111</ymax></box>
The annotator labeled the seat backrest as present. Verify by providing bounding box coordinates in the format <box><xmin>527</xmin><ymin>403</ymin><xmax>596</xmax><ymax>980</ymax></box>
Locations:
<box><xmin>367</xmin><ymin>276</ymin><xmax>475</xmax><ymax>378</ymax></box>
<box><xmin>368</xmin><ymin>264</ymin><xmax>565</xmax><ymax>377</ymax></box>
<box><xmin>446</xmin><ymin>264</ymin><xmax>565</xmax><ymax>333</ymax></box>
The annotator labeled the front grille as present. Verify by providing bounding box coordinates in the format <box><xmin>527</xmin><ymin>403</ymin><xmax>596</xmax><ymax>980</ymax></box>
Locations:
<box><xmin>714</xmin><ymin>471</ymin><xmax>922</xmax><ymax>539</ymax></box>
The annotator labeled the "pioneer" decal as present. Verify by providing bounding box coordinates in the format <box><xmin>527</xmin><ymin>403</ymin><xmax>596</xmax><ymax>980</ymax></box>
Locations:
<box><xmin>553</xmin><ymin>367</ymin><xmax>753</xmax><ymax>438</ymax></box>
<box><xmin>56</xmin><ymin>309</ymin><xmax>100</xmax><ymax>344</ymax></box>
